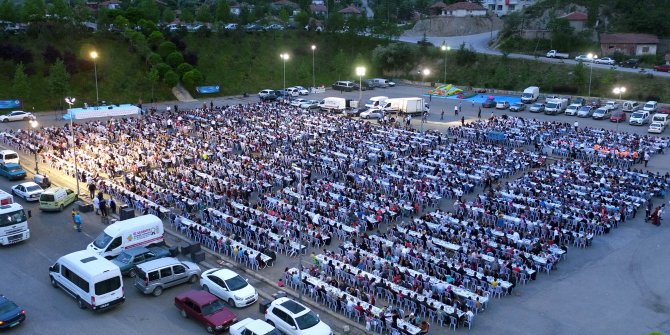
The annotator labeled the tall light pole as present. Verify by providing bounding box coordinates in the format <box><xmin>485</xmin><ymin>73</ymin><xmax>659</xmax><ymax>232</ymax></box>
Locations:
<box><xmin>613</xmin><ymin>86</ymin><xmax>626</xmax><ymax>100</ymax></box>
<box><xmin>311</xmin><ymin>45</ymin><xmax>316</xmax><ymax>89</ymax></box>
<box><xmin>280</xmin><ymin>53</ymin><xmax>289</xmax><ymax>98</ymax></box>
<box><xmin>440</xmin><ymin>44</ymin><xmax>450</xmax><ymax>84</ymax></box>
<box><xmin>587</xmin><ymin>53</ymin><xmax>597</xmax><ymax>97</ymax></box>
<box><xmin>90</xmin><ymin>51</ymin><xmax>99</xmax><ymax>105</ymax></box>
<box><xmin>356</xmin><ymin>66</ymin><xmax>366</xmax><ymax>106</ymax></box>
<box><xmin>421</xmin><ymin>68</ymin><xmax>430</xmax><ymax>133</ymax></box>
<box><xmin>64</xmin><ymin>97</ymin><xmax>81</xmax><ymax>196</ymax></box>
<box><xmin>30</xmin><ymin>120</ymin><xmax>39</xmax><ymax>174</ymax></box>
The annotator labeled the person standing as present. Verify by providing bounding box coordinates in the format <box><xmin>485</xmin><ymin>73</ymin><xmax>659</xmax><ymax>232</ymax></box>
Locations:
<box><xmin>441</xmin><ymin>109</ymin><xmax>445</xmax><ymax>120</ymax></box>
<box><xmin>88</xmin><ymin>182</ymin><xmax>96</xmax><ymax>199</ymax></box>
<box><xmin>71</xmin><ymin>209</ymin><xmax>77</xmax><ymax>229</ymax></box>
<box><xmin>454</xmin><ymin>105</ymin><xmax>458</xmax><ymax>115</ymax></box>
<box><xmin>93</xmin><ymin>196</ymin><xmax>100</xmax><ymax>215</ymax></box>
<box><xmin>644</xmin><ymin>151</ymin><xmax>650</xmax><ymax>167</ymax></box>
<box><xmin>108</xmin><ymin>198</ymin><xmax>117</xmax><ymax>215</ymax></box>
<box><xmin>461</xmin><ymin>116</ymin><xmax>465</xmax><ymax>126</ymax></box>
<box><xmin>74</xmin><ymin>212</ymin><xmax>82</xmax><ymax>232</ymax></box>
<box><xmin>458</xmin><ymin>101</ymin><xmax>463</xmax><ymax>114</ymax></box>
<box><xmin>645</xmin><ymin>199</ymin><xmax>653</xmax><ymax>222</ymax></box>
<box><xmin>99</xmin><ymin>196</ymin><xmax>108</xmax><ymax>217</ymax></box>
<box><xmin>478</xmin><ymin>106</ymin><xmax>481</xmax><ymax>119</ymax></box>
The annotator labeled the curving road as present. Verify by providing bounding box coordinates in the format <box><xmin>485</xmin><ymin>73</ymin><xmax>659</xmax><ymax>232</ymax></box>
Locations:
<box><xmin>398</xmin><ymin>31</ymin><xmax>670</xmax><ymax>78</ymax></box>
<box><xmin>360</xmin><ymin>0</ymin><xmax>374</xmax><ymax>18</ymax></box>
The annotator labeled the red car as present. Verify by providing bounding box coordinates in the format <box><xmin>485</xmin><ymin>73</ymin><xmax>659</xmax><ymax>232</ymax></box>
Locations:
<box><xmin>657</xmin><ymin>105</ymin><xmax>670</xmax><ymax>114</ymax></box>
<box><xmin>175</xmin><ymin>290</ymin><xmax>237</xmax><ymax>334</ymax></box>
<box><xmin>610</xmin><ymin>110</ymin><xmax>626</xmax><ymax>123</ymax></box>
<box><xmin>654</xmin><ymin>64</ymin><xmax>670</xmax><ymax>72</ymax></box>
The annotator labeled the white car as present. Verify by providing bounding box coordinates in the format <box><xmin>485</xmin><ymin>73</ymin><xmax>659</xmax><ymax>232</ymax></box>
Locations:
<box><xmin>230</xmin><ymin>318</ymin><xmax>280</xmax><ymax>335</ymax></box>
<box><xmin>265</xmin><ymin>297</ymin><xmax>332</xmax><ymax>335</ymax></box>
<box><xmin>290</xmin><ymin>99</ymin><xmax>308</xmax><ymax>107</ymax></box>
<box><xmin>200</xmin><ymin>268</ymin><xmax>258</xmax><ymax>308</ymax></box>
<box><xmin>565</xmin><ymin>104</ymin><xmax>581</xmax><ymax>116</ymax></box>
<box><xmin>292</xmin><ymin>86</ymin><xmax>309</xmax><ymax>95</ymax></box>
<box><xmin>495</xmin><ymin>101</ymin><xmax>510</xmax><ymax>110</ymax></box>
<box><xmin>299</xmin><ymin>100</ymin><xmax>320</xmax><ymax>110</ymax></box>
<box><xmin>360</xmin><ymin>108</ymin><xmax>384</xmax><ymax>119</ymax></box>
<box><xmin>629</xmin><ymin>111</ymin><xmax>650</xmax><ymax>125</ymax></box>
<box><xmin>574</xmin><ymin>54</ymin><xmax>593</xmax><ymax>62</ymax></box>
<box><xmin>285</xmin><ymin>88</ymin><xmax>301</xmax><ymax>97</ymax></box>
<box><xmin>648</xmin><ymin>122</ymin><xmax>666</xmax><ymax>134</ymax></box>
<box><xmin>604</xmin><ymin>101</ymin><xmax>619</xmax><ymax>110</ymax></box>
<box><xmin>0</xmin><ymin>111</ymin><xmax>35</xmax><ymax>122</ymax></box>
<box><xmin>595</xmin><ymin>57</ymin><xmax>616</xmax><ymax>65</ymax></box>
<box><xmin>11</xmin><ymin>181</ymin><xmax>43</xmax><ymax>201</ymax></box>
<box><xmin>387</xmin><ymin>80</ymin><xmax>396</xmax><ymax>87</ymax></box>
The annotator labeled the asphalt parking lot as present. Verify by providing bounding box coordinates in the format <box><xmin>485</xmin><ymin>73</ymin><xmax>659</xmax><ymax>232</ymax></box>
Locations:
<box><xmin>1</xmin><ymin>85</ymin><xmax>669</xmax><ymax>335</ymax></box>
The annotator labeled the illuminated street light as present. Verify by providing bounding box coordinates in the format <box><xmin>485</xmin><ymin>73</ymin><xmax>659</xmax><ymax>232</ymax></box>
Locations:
<box><xmin>64</xmin><ymin>97</ymin><xmax>81</xmax><ymax>196</ymax></box>
<box><xmin>356</xmin><ymin>66</ymin><xmax>366</xmax><ymax>105</ymax></box>
<box><xmin>440</xmin><ymin>44</ymin><xmax>450</xmax><ymax>84</ymax></box>
<box><xmin>90</xmin><ymin>51</ymin><xmax>99</xmax><ymax>104</ymax></box>
<box><xmin>587</xmin><ymin>53</ymin><xmax>598</xmax><ymax>97</ymax></box>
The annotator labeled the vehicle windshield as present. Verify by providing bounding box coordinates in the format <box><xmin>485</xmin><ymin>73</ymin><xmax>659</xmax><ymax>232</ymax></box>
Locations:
<box><xmin>26</xmin><ymin>185</ymin><xmax>42</xmax><ymax>192</ymax></box>
<box><xmin>40</xmin><ymin>194</ymin><xmax>54</xmax><ymax>202</ymax></box>
<box><xmin>632</xmin><ymin>112</ymin><xmax>644</xmax><ymax>118</ymax></box>
<box><xmin>0</xmin><ymin>209</ymin><xmax>27</xmax><ymax>228</ymax></box>
<box><xmin>295</xmin><ymin>311</ymin><xmax>321</xmax><ymax>330</ymax></box>
<box><xmin>93</xmin><ymin>232</ymin><xmax>113</xmax><ymax>249</ymax></box>
<box><xmin>579</xmin><ymin>107</ymin><xmax>590</xmax><ymax>111</ymax></box>
<box><xmin>645</xmin><ymin>104</ymin><xmax>654</xmax><ymax>109</ymax></box>
<box><xmin>532</xmin><ymin>103</ymin><xmax>542</xmax><ymax>107</ymax></box>
<box><xmin>225</xmin><ymin>275</ymin><xmax>248</xmax><ymax>291</ymax></box>
<box><xmin>202</xmin><ymin>299</ymin><xmax>227</xmax><ymax>315</ymax></box>
<box><xmin>546</xmin><ymin>103</ymin><xmax>557</xmax><ymax>108</ymax></box>
<box><xmin>522</xmin><ymin>93</ymin><xmax>532</xmax><ymax>98</ymax></box>
<box><xmin>651</xmin><ymin>123</ymin><xmax>661</xmax><ymax>128</ymax></box>
<box><xmin>5</xmin><ymin>154</ymin><xmax>17</xmax><ymax>160</ymax></box>
<box><xmin>7</xmin><ymin>166</ymin><xmax>21</xmax><ymax>172</ymax></box>
<box><xmin>0</xmin><ymin>300</ymin><xmax>18</xmax><ymax>314</ymax></box>
<box><xmin>115</xmin><ymin>251</ymin><xmax>132</xmax><ymax>264</ymax></box>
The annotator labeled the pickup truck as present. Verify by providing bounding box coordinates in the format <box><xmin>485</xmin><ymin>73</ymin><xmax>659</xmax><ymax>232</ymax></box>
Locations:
<box><xmin>546</xmin><ymin>50</ymin><xmax>569</xmax><ymax>59</ymax></box>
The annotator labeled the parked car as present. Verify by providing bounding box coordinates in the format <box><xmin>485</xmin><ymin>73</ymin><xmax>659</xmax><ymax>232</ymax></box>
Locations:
<box><xmin>592</xmin><ymin>107</ymin><xmax>611</xmax><ymax>120</ymax></box>
<box><xmin>39</xmin><ymin>187</ymin><xmax>78</xmax><ymax>211</ymax></box>
<box><xmin>595</xmin><ymin>57</ymin><xmax>616</xmax><ymax>65</ymax></box>
<box><xmin>0</xmin><ymin>163</ymin><xmax>26</xmax><ymax>180</ymax></box>
<box><xmin>266</xmin><ymin>23</ymin><xmax>284</xmax><ymax>30</ymax></box>
<box><xmin>622</xmin><ymin>101</ymin><xmax>641</xmax><ymax>112</ymax></box>
<box><xmin>529</xmin><ymin>102</ymin><xmax>545</xmax><ymax>113</ymax></box>
<box><xmin>0</xmin><ymin>111</ymin><xmax>35</xmax><ymax>122</ymax></box>
<box><xmin>111</xmin><ymin>246</ymin><xmax>171</xmax><ymax>277</ymax></box>
<box><xmin>175</xmin><ymin>289</ymin><xmax>237</xmax><ymax>334</ymax></box>
<box><xmin>610</xmin><ymin>111</ymin><xmax>626</xmax><ymax>123</ymax></box>
<box><xmin>574</xmin><ymin>54</ymin><xmax>593</xmax><ymax>62</ymax></box>
<box><xmin>200</xmin><ymin>268</ymin><xmax>258</xmax><ymax>308</ymax></box>
<box><xmin>264</xmin><ymin>297</ymin><xmax>332</xmax><ymax>335</ymax></box>
<box><xmin>565</xmin><ymin>104</ymin><xmax>581</xmax><ymax>116</ymax></box>
<box><xmin>509</xmin><ymin>102</ymin><xmax>526</xmax><ymax>112</ymax></box>
<box><xmin>344</xmin><ymin>106</ymin><xmax>367</xmax><ymax>117</ymax></box>
<box><xmin>290</xmin><ymin>99</ymin><xmax>308</xmax><ymax>107</ymax></box>
<box><xmin>482</xmin><ymin>98</ymin><xmax>496</xmax><ymax>108</ymax></box>
<box><xmin>589</xmin><ymin>99</ymin><xmax>602</xmax><ymax>108</ymax></box>
<box><xmin>629</xmin><ymin>111</ymin><xmax>650</xmax><ymax>125</ymax></box>
<box><xmin>231</xmin><ymin>318</ymin><xmax>280</xmax><ymax>335</ymax></box>
<box><xmin>495</xmin><ymin>101</ymin><xmax>510</xmax><ymax>110</ymax></box>
<box><xmin>258</xmin><ymin>89</ymin><xmax>276</xmax><ymax>101</ymax></box>
<box><xmin>292</xmin><ymin>86</ymin><xmax>309</xmax><ymax>95</ymax></box>
<box><xmin>648</xmin><ymin>122</ymin><xmax>666</xmax><ymax>134</ymax></box>
<box><xmin>331</xmin><ymin>81</ymin><xmax>358</xmax><ymax>92</ymax></box>
<box><xmin>11</xmin><ymin>181</ymin><xmax>43</xmax><ymax>201</ymax></box>
<box><xmin>299</xmin><ymin>100</ymin><xmax>320</xmax><ymax>110</ymax></box>
<box><xmin>224</xmin><ymin>23</ymin><xmax>238</xmax><ymax>30</ymax></box>
<box><xmin>134</xmin><ymin>257</ymin><xmax>201</xmax><ymax>296</ymax></box>
<box><xmin>619</xmin><ymin>59</ymin><xmax>639</xmax><ymax>68</ymax></box>
<box><xmin>604</xmin><ymin>101</ymin><xmax>619</xmax><ymax>110</ymax></box>
<box><xmin>244</xmin><ymin>24</ymin><xmax>265</xmax><ymax>32</ymax></box>
<box><xmin>285</xmin><ymin>88</ymin><xmax>301</xmax><ymax>97</ymax></box>
<box><xmin>654</xmin><ymin>64</ymin><xmax>670</xmax><ymax>72</ymax></box>
<box><xmin>657</xmin><ymin>106</ymin><xmax>670</xmax><ymax>114</ymax></box>
<box><xmin>360</xmin><ymin>108</ymin><xmax>384</xmax><ymax>119</ymax></box>
<box><xmin>643</xmin><ymin>101</ymin><xmax>658</xmax><ymax>113</ymax></box>
<box><xmin>576</xmin><ymin>105</ymin><xmax>594</xmax><ymax>118</ymax></box>
<box><xmin>572</xmin><ymin>97</ymin><xmax>586</xmax><ymax>106</ymax></box>
<box><xmin>0</xmin><ymin>295</ymin><xmax>25</xmax><ymax>330</ymax></box>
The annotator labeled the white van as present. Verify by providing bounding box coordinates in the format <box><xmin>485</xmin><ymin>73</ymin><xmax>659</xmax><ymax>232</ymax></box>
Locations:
<box><xmin>370</xmin><ymin>78</ymin><xmax>391</xmax><ymax>88</ymax></box>
<box><xmin>87</xmin><ymin>214</ymin><xmax>164</xmax><ymax>258</ymax></box>
<box><xmin>365</xmin><ymin>96</ymin><xmax>388</xmax><ymax>108</ymax></box>
<box><xmin>49</xmin><ymin>250</ymin><xmax>125</xmax><ymax>310</ymax></box>
<box><xmin>0</xmin><ymin>150</ymin><xmax>19</xmax><ymax>165</ymax></box>
<box><xmin>521</xmin><ymin>86</ymin><xmax>540</xmax><ymax>103</ymax></box>
<box><xmin>622</xmin><ymin>101</ymin><xmax>641</xmax><ymax>112</ymax></box>
<box><xmin>643</xmin><ymin>101</ymin><xmax>658</xmax><ymax>112</ymax></box>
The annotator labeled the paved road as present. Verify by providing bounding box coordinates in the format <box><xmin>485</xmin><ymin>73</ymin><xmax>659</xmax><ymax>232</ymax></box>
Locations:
<box><xmin>398</xmin><ymin>31</ymin><xmax>670</xmax><ymax>79</ymax></box>
<box><xmin>360</xmin><ymin>0</ymin><xmax>374</xmax><ymax>18</ymax></box>
<box><xmin>2</xmin><ymin>85</ymin><xmax>670</xmax><ymax>334</ymax></box>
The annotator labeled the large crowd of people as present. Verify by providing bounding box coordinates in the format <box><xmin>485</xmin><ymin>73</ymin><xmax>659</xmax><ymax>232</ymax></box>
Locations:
<box><xmin>1</xmin><ymin>101</ymin><xmax>668</xmax><ymax>333</ymax></box>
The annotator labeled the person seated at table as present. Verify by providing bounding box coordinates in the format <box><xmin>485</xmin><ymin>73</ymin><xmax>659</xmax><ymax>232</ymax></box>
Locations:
<box><xmin>418</xmin><ymin>321</ymin><xmax>429</xmax><ymax>335</ymax></box>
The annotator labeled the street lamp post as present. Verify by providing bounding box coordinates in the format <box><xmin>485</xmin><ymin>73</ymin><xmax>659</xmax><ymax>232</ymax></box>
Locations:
<box><xmin>356</xmin><ymin>66</ymin><xmax>366</xmax><ymax>106</ymax></box>
<box><xmin>440</xmin><ymin>44</ymin><xmax>450</xmax><ymax>84</ymax></box>
<box><xmin>90</xmin><ymin>51</ymin><xmax>99</xmax><ymax>105</ymax></box>
<box><xmin>613</xmin><ymin>86</ymin><xmax>626</xmax><ymax>100</ymax></box>
<box><xmin>587</xmin><ymin>53</ymin><xmax>598</xmax><ymax>97</ymax></box>
<box><xmin>421</xmin><ymin>68</ymin><xmax>430</xmax><ymax>133</ymax></box>
<box><xmin>280</xmin><ymin>53</ymin><xmax>289</xmax><ymax>94</ymax></box>
<box><xmin>311</xmin><ymin>45</ymin><xmax>316</xmax><ymax>89</ymax></box>
<box><xmin>64</xmin><ymin>97</ymin><xmax>81</xmax><ymax>196</ymax></box>
<box><xmin>30</xmin><ymin>120</ymin><xmax>39</xmax><ymax>174</ymax></box>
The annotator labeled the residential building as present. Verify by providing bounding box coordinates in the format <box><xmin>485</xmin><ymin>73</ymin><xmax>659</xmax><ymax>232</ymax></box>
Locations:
<box><xmin>600</xmin><ymin>33</ymin><xmax>659</xmax><ymax>56</ymax></box>
<box><xmin>230</xmin><ymin>4</ymin><xmax>241</xmax><ymax>16</ymax></box>
<box><xmin>559</xmin><ymin>11</ymin><xmax>588</xmax><ymax>32</ymax></box>
<box><xmin>482</xmin><ymin>0</ymin><xmax>535</xmax><ymax>16</ymax></box>
<box><xmin>440</xmin><ymin>2</ymin><xmax>487</xmax><ymax>17</ymax></box>
<box><xmin>310</xmin><ymin>4</ymin><xmax>328</xmax><ymax>15</ymax></box>
<box><xmin>338</xmin><ymin>5</ymin><xmax>361</xmax><ymax>17</ymax></box>
<box><xmin>271</xmin><ymin>0</ymin><xmax>299</xmax><ymax>10</ymax></box>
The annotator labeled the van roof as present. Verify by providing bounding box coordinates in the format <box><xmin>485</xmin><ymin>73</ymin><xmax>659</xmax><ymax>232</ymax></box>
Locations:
<box><xmin>59</xmin><ymin>250</ymin><xmax>120</xmax><ymax>276</ymax></box>
<box><xmin>0</xmin><ymin>150</ymin><xmax>17</xmax><ymax>154</ymax></box>
<box><xmin>103</xmin><ymin>214</ymin><xmax>162</xmax><ymax>236</ymax></box>
<box><xmin>135</xmin><ymin>257</ymin><xmax>181</xmax><ymax>271</ymax></box>
<box><xmin>0</xmin><ymin>203</ymin><xmax>22</xmax><ymax>212</ymax></box>
<box><xmin>42</xmin><ymin>187</ymin><xmax>68</xmax><ymax>195</ymax></box>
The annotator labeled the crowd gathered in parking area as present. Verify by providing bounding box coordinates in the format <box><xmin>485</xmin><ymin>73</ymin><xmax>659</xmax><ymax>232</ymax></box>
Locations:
<box><xmin>0</xmin><ymin>100</ymin><xmax>668</xmax><ymax>333</ymax></box>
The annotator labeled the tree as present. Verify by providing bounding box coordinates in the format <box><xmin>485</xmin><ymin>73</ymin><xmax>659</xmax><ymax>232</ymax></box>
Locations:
<box><xmin>573</xmin><ymin>62</ymin><xmax>587</xmax><ymax>93</ymax></box>
<box><xmin>138</xmin><ymin>0</ymin><xmax>160</xmax><ymax>22</ymax></box>
<box><xmin>163</xmin><ymin>70</ymin><xmax>179</xmax><ymax>87</ymax></box>
<box><xmin>162</xmin><ymin>8</ymin><xmax>175</xmax><ymax>23</ymax></box>
<box><xmin>113</xmin><ymin>15</ymin><xmax>130</xmax><ymax>30</ymax></box>
<box><xmin>166</xmin><ymin>51</ymin><xmax>184</xmax><ymax>68</ymax></box>
<box><xmin>0</xmin><ymin>0</ymin><xmax>17</xmax><ymax>22</ymax></box>
<box><xmin>326</xmin><ymin>12</ymin><xmax>344</xmax><ymax>32</ymax></box>
<box><xmin>180</xmin><ymin>7</ymin><xmax>194</xmax><ymax>23</ymax></box>
<box><xmin>182</xmin><ymin>69</ymin><xmax>203</xmax><ymax>88</ymax></box>
<box><xmin>147</xmin><ymin>52</ymin><xmax>162</xmax><ymax>66</ymax></box>
<box><xmin>196</xmin><ymin>4</ymin><xmax>212</xmax><ymax>23</ymax></box>
<box><xmin>548</xmin><ymin>17</ymin><xmax>574</xmax><ymax>51</ymax></box>
<box><xmin>294</xmin><ymin>11</ymin><xmax>309</xmax><ymax>29</ymax></box>
<box><xmin>158</xmin><ymin>41</ymin><xmax>177</xmax><ymax>58</ymax></box>
<box><xmin>214</xmin><ymin>0</ymin><xmax>230</xmax><ymax>23</ymax></box>
<box><xmin>154</xmin><ymin>62</ymin><xmax>171</xmax><ymax>77</ymax></box>
<box><xmin>50</xmin><ymin>0</ymin><xmax>72</xmax><ymax>19</ymax></box>
<box><xmin>71</xmin><ymin>0</ymin><xmax>89</xmax><ymax>21</ymax></box>
<box><xmin>22</xmin><ymin>0</ymin><xmax>47</xmax><ymax>21</ymax></box>
<box><xmin>48</xmin><ymin>59</ymin><xmax>70</xmax><ymax>110</ymax></box>
<box><xmin>176</xmin><ymin>63</ymin><xmax>193</xmax><ymax>77</ymax></box>
<box><xmin>147</xmin><ymin>68</ymin><xmax>159</xmax><ymax>102</ymax></box>
<box><xmin>12</xmin><ymin>63</ymin><xmax>30</xmax><ymax>105</ymax></box>
<box><xmin>148</xmin><ymin>30</ymin><xmax>165</xmax><ymax>46</ymax></box>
